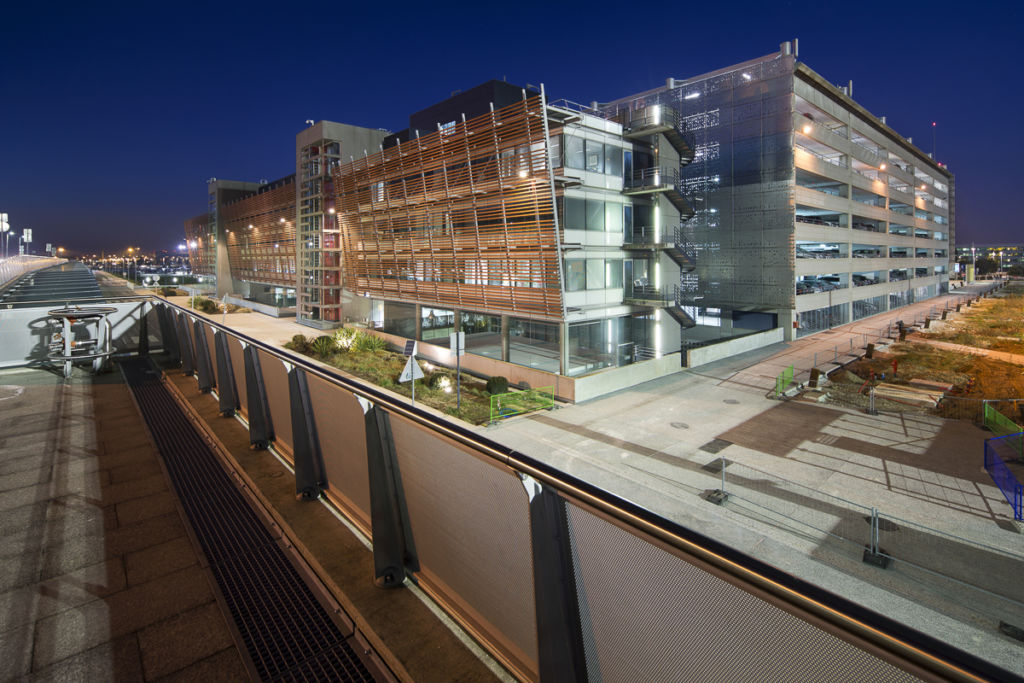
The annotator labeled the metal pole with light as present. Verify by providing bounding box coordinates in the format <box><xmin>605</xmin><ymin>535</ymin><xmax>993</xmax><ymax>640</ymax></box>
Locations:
<box><xmin>0</xmin><ymin>214</ymin><xmax>9</xmax><ymax>259</ymax></box>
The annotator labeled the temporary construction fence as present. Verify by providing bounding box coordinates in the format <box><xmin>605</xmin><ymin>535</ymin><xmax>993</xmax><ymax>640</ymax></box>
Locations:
<box><xmin>773</xmin><ymin>365</ymin><xmax>794</xmax><ymax>397</ymax></box>
<box><xmin>489</xmin><ymin>386</ymin><xmax>555</xmax><ymax>423</ymax></box>
<box><xmin>985</xmin><ymin>434</ymin><xmax>1024</xmax><ymax>520</ymax></box>
<box><xmin>711</xmin><ymin>458</ymin><xmax>1024</xmax><ymax>625</ymax></box>
<box><xmin>984</xmin><ymin>402</ymin><xmax>1023</xmax><ymax>439</ymax></box>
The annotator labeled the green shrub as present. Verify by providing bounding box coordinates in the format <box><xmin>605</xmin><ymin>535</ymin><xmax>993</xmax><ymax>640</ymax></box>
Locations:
<box><xmin>158</xmin><ymin>286</ymin><xmax>180</xmax><ymax>297</ymax></box>
<box><xmin>311</xmin><ymin>335</ymin><xmax>336</xmax><ymax>358</ymax></box>
<box><xmin>333</xmin><ymin>327</ymin><xmax>358</xmax><ymax>350</ymax></box>
<box><xmin>486</xmin><ymin>375</ymin><xmax>509</xmax><ymax>395</ymax></box>
<box><xmin>352</xmin><ymin>332</ymin><xmax>388</xmax><ymax>352</ymax></box>
<box><xmin>285</xmin><ymin>334</ymin><xmax>311</xmax><ymax>353</ymax></box>
<box><xmin>191</xmin><ymin>296</ymin><xmax>219</xmax><ymax>314</ymax></box>
<box><xmin>428</xmin><ymin>370</ymin><xmax>454</xmax><ymax>391</ymax></box>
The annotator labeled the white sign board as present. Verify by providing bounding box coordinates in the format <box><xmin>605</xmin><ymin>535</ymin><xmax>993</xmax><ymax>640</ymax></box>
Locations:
<box><xmin>399</xmin><ymin>356</ymin><xmax>424</xmax><ymax>383</ymax></box>
<box><xmin>450</xmin><ymin>331</ymin><xmax>465</xmax><ymax>357</ymax></box>
<box><xmin>46</xmin><ymin>243</ymin><xmax>52</xmax><ymax>255</ymax></box>
<box><xmin>22</xmin><ymin>229</ymin><xmax>32</xmax><ymax>243</ymax></box>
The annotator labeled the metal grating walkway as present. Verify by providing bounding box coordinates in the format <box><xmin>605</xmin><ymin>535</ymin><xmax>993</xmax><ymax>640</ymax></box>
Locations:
<box><xmin>119</xmin><ymin>358</ymin><xmax>380</xmax><ymax>682</ymax></box>
<box><xmin>0</xmin><ymin>261</ymin><xmax>103</xmax><ymax>306</ymax></box>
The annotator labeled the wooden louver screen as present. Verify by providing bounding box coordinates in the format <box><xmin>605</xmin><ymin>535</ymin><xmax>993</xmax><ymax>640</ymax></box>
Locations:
<box><xmin>183</xmin><ymin>213</ymin><xmax>214</xmax><ymax>276</ymax></box>
<box><xmin>332</xmin><ymin>95</ymin><xmax>563</xmax><ymax>320</ymax></box>
<box><xmin>222</xmin><ymin>181</ymin><xmax>297</xmax><ymax>287</ymax></box>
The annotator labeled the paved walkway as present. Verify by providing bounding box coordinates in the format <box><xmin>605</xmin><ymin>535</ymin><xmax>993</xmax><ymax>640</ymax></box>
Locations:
<box><xmin>0</xmin><ymin>368</ymin><xmax>246</xmax><ymax>681</ymax></box>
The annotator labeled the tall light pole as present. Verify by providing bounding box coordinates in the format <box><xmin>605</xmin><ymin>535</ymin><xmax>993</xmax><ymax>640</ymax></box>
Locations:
<box><xmin>0</xmin><ymin>214</ymin><xmax>9</xmax><ymax>259</ymax></box>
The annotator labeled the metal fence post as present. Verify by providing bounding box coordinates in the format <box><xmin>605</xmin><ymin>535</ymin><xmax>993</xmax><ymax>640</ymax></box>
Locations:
<box><xmin>288</xmin><ymin>365</ymin><xmax>326</xmax><ymax>500</ymax></box>
<box><xmin>521</xmin><ymin>475</ymin><xmax>587</xmax><ymax>683</ymax></box>
<box><xmin>242</xmin><ymin>345</ymin><xmax>273</xmax><ymax>449</ymax></box>
<box><xmin>176</xmin><ymin>313</ymin><xmax>194</xmax><ymax>377</ymax></box>
<box><xmin>214</xmin><ymin>330</ymin><xmax>239</xmax><ymax>417</ymax></box>
<box><xmin>192</xmin><ymin>320</ymin><xmax>214</xmax><ymax>393</ymax></box>
<box><xmin>157</xmin><ymin>303</ymin><xmax>180</xmax><ymax>364</ymax></box>
<box><xmin>721</xmin><ymin>457</ymin><xmax>727</xmax><ymax>493</ymax></box>
<box><xmin>362</xmin><ymin>400</ymin><xmax>418</xmax><ymax>588</ymax></box>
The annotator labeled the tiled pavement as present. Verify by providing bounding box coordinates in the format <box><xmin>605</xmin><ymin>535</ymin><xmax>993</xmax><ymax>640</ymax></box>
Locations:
<box><xmin>0</xmin><ymin>368</ymin><xmax>246</xmax><ymax>681</ymax></box>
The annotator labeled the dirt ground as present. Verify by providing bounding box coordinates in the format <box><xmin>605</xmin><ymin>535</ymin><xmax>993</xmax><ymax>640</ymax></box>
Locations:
<box><xmin>822</xmin><ymin>285</ymin><xmax>1024</xmax><ymax>422</ymax></box>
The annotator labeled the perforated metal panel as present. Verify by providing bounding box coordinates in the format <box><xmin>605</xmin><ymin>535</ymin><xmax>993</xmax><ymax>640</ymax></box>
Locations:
<box><xmin>305</xmin><ymin>372</ymin><xmax>372</xmax><ymax>530</ymax></box>
<box><xmin>387</xmin><ymin>413</ymin><xmax>538</xmax><ymax>676</ymax></box>
<box><xmin>565</xmin><ymin>501</ymin><xmax>921</xmax><ymax>682</ymax></box>
<box><xmin>258</xmin><ymin>346</ymin><xmax>294</xmax><ymax>457</ymax></box>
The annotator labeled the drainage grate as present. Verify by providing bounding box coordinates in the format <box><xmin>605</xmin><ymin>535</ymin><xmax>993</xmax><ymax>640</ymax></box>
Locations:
<box><xmin>699</xmin><ymin>439</ymin><xmax>733</xmax><ymax>454</ymax></box>
<box><xmin>119</xmin><ymin>359</ymin><xmax>380</xmax><ymax>682</ymax></box>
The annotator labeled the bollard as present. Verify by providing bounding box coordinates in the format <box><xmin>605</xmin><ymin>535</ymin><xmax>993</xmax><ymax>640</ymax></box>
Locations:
<box><xmin>941</xmin><ymin>310</ymin><xmax>947</xmax><ymax>320</ymax></box>
<box><xmin>924</xmin><ymin>318</ymin><xmax>931</xmax><ymax>329</ymax></box>
<box><xmin>809</xmin><ymin>368</ymin><xmax>822</xmax><ymax>388</ymax></box>
<box><xmin>866</xmin><ymin>343</ymin><xmax>874</xmax><ymax>358</ymax></box>
<box><xmin>868</xmin><ymin>387</ymin><xmax>877</xmax><ymax>415</ymax></box>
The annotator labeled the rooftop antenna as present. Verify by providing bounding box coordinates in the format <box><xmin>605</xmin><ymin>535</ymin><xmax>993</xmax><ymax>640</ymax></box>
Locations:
<box><xmin>932</xmin><ymin>121</ymin><xmax>937</xmax><ymax>158</ymax></box>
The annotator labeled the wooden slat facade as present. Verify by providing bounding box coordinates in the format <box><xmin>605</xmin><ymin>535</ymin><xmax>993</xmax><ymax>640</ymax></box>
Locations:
<box><xmin>332</xmin><ymin>96</ymin><xmax>564</xmax><ymax>320</ymax></box>
<box><xmin>183</xmin><ymin>212</ymin><xmax>214</xmax><ymax>276</ymax></box>
<box><xmin>222</xmin><ymin>179</ymin><xmax>297</xmax><ymax>287</ymax></box>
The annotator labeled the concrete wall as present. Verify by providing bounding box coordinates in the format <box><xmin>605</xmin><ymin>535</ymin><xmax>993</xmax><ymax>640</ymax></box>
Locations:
<box><xmin>572</xmin><ymin>353</ymin><xmax>683</xmax><ymax>403</ymax></box>
<box><xmin>686</xmin><ymin>328</ymin><xmax>784</xmax><ymax>367</ymax></box>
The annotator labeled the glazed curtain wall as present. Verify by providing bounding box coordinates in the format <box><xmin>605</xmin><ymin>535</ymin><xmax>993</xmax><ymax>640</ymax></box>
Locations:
<box><xmin>332</xmin><ymin>96</ymin><xmax>563</xmax><ymax>321</ymax></box>
<box><xmin>222</xmin><ymin>180</ymin><xmax>297</xmax><ymax>287</ymax></box>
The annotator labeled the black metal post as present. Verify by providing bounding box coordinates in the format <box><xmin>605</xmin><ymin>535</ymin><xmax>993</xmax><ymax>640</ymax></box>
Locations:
<box><xmin>193</xmin><ymin>320</ymin><xmax>215</xmax><ymax>393</ymax></box>
<box><xmin>364</xmin><ymin>404</ymin><xmax>418</xmax><ymax>587</ymax></box>
<box><xmin>138</xmin><ymin>301</ymin><xmax>149</xmax><ymax>356</ymax></box>
<box><xmin>176</xmin><ymin>313</ymin><xmax>195</xmax><ymax>377</ymax></box>
<box><xmin>242</xmin><ymin>345</ymin><xmax>273</xmax><ymax>449</ymax></box>
<box><xmin>156</xmin><ymin>304</ymin><xmax>179</xmax><ymax>364</ymax></box>
<box><xmin>527</xmin><ymin>480</ymin><xmax>587</xmax><ymax>682</ymax></box>
<box><xmin>214</xmin><ymin>330</ymin><xmax>239</xmax><ymax>417</ymax></box>
<box><xmin>288</xmin><ymin>366</ymin><xmax>326</xmax><ymax>499</ymax></box>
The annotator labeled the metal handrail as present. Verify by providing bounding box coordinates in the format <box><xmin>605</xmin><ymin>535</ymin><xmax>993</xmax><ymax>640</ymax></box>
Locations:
<box><xmin>625</xmin><ymin>165</ymin><xmax>679</xmax><ymax>190</ymax></box>
<box><xmin>626</xmin><ymin>104</ymin><xmax>680</xmax><ymax>130</ymax></box>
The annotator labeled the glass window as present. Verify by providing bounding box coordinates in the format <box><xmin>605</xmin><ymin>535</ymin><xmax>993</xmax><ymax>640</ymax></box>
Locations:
<box><xmin>563</xmin><ymin>197</ymin><xmax>585</xmax><ymax>230</ymax></box>
<box><xmin>565</xmin><ymin>135</ymin><xmax>585</xmax><ymax>170</ymax></box>
<box><xmin>381</xmin><ymin>301</ymin><xmax>417</xmax><ymax>338</ymax></box>
<box><xmin>605</xmin><ymin>145</ymin><xmax>622</xmax><ymax>177</ymax></box>
<box><xmin>586</xmin><ymin>259</ymin><xmax>605</xmax><ymax>289</ymax></box>
<box><xmin>605</xmin><ymin>202</ymin><xmax>622</xmax><ymax>232</ymax></box>
<box><xmin>623</xmin><ymin>204</ymin><xmax>633</xmax><ymax>235</ymax></box>
<box><xmin>586</xmin><ymin>199</ymin><xmax>605</xmax><ymax>231</ymax></box>
<box><xmin>549</xmin><ymin>134</ymin><xmax>563</xmax><ymax>168</ymax></box>
<box><xmin>420</xmin><ymin>307</ymin><xmax>454</xmax><ymax>345</ymax></box>
<box><xmin>461</xmin><ymin>311</ymin><xmax>502</xmax><ymax>361</ymax></box>
<box><xmin>509</xmin><ymin>318</ymin><xmax>560</xmax><ymax>373</ymax></box>
<box><xmin>607</xmin><ymin>259</ymin><xmax>623</xmax><ymax>288</ymax></box>
<box><xmin>565</xmin><ymin>259</ymin><xmax>586</xmax><ymax>291</ymax></box>
<box><xmin>585</xmin><ymin>140</ymin><xmax>604</xmax><ymax>173</ymax></box>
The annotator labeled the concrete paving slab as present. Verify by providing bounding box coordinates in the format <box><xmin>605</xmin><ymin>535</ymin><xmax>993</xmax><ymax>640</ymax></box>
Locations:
<box><xmin>0</xmin><ymin>367</ymin><xmax>243</xmax><ymax>680</ymax></box>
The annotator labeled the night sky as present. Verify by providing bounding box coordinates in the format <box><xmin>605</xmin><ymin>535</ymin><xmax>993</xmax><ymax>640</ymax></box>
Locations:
<box><xmin>1</xmin><ymin>1</ymin><xmax>1020</xmax><ymax>255</ymax></box>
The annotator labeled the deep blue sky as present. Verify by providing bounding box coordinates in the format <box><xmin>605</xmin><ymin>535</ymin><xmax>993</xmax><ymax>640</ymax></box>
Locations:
<box><xmin>1</xmin><ymin>1</ymin><xmax>1020</xmax><ymax>255</ymax></box>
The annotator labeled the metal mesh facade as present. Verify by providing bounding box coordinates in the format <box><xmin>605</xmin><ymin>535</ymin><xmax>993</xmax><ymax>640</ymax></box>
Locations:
<box><xmin>222</xmin><ymin>178</ymin><xmax>297</xmax><ymax>287</ymax></box>
<box><xmin>606</xmin><ymin>55</ymin><xmax>797</xmax><ymax>312</ymax></box>
<box><xmin>331</xmin><ymin>96</ymin><xmax>563</xmax><ymax>321</ymax></box>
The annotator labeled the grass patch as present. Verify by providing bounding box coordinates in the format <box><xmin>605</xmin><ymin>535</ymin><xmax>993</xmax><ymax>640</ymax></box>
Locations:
<box><xmin>284</xmin><ymin>330</ymin><xmax>498</xmax><ymax>425</ymax></box>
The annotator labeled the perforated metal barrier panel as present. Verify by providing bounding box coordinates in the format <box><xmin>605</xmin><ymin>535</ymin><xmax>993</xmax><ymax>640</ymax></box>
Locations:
<box><xmin>565</xmin><ymin>500</ymin><xmax>921</xmax><ymax>682</ymax></box>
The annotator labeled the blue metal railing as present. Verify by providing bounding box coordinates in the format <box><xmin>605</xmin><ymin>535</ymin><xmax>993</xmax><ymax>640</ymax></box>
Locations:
<box><xmin>984</xmin><ymin>434</ymin><xmax>1024</xmax><ymax>520</ymax></box>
